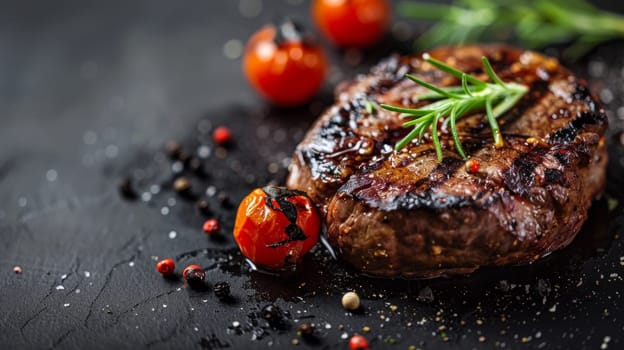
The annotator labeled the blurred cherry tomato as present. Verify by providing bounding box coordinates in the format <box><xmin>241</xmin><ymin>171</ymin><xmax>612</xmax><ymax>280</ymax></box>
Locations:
<box><xmin>243</xmin><ymin>19</ymin><xmax>327</xmax><ymax>106</ymax></box>
<box><xmin>312</xmin><ymin>0</ymin><xmax>391</xmax><ymax>47</ymax></box>
<box><xmin>233</xmin><ymin>186</ymin><xmax>321</xmax><ymax>270</ymax></box>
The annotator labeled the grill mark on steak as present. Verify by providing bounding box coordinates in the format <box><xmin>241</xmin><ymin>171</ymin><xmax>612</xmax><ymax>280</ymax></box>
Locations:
<box><xmin>550</xmin><ymin>110</ymin><xmax>608</xmax><ymax>144</ymax></box>
<box><xmin>340</xmin><ymin>156</ymin><xmax>467</xmax><ymax>211</ymax></box>
<box><xmin>412</xmin><ymin>157</ymin><xmax>465</xmax><ymax>190</ymax></box>
<box><xmin>503</xmin><ymin>146</ymin><xmax>549</xmax><ymax>196</ymax></box>
<box><xmin>502</xmin><ymin>107</ymin><xmax>606</xmax><ymax>197</ymax></box>
<box><xmin>367</xmin><ymin>55</ymin><xmax>411</xmax><ymax>95</ymax></box>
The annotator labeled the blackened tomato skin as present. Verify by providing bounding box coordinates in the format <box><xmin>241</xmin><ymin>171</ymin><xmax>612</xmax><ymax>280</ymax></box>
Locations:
<box><xmin>233</xmin><ymin>187</ymin><xmax>321</xmax><ymax>270</ymax></box>
<box><xmin>312</xmin><ymin>0</ymin><xmax>391</xmax><ymax>48</ymax></box>
<box><xmin>243</xmin><ymin>23</ymin><xmax>327</xmax><ymax>106</ymax></box>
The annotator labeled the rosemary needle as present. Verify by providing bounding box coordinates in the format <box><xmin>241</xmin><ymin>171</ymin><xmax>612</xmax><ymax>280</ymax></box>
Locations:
<box><xmin>380</xmin><ymin>55</ymin><xmax>528</xmax><ymax>161</ymax></box>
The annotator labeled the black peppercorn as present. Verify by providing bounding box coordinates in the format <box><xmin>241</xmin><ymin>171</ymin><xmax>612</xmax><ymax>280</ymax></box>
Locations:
<box><xmin>166</xmin><ymin>141</ymin><xmax>182</xmax><ymax>160</ymax></box>
<box><xmin>261</xmin><ymin>304</ymin><xmax>282</xmax><ymax>324</ymax></box>
<box><xmin>188</xmin><ymin>157</ymin><xmax>205</xmax><ymax>176</ymax></box>
<box><xmin>213</xmin><ymin>281</ymin><xmax>230</xmax><ymax>300</ymax></box>
<box><xmin>178</xmin><ymin>151</ymin><xmax>191</xmax><ymax>164</ymax></box>
<box><xmin>118</xmin><ymin>178</ymin><xmax>137</xmax><ymax>200</ymax></box>
<box><xmin>187</xmin><ymin>269</ymin><xmax>205</xmax><ymax>284</ymax></box>
<box><xmin>196</xmin><ymin>199</ymin><xmax>211</xmax><ymax>216</ymax></box>
<box><xmin>218</xmin><ymin>192</ymin><xmax>233</xmax><ymax>209</ymax></box>
<box><xmin>183</xmin><ymin>264</ymin><xmax>205</xmax><ymax>287</ymax></box>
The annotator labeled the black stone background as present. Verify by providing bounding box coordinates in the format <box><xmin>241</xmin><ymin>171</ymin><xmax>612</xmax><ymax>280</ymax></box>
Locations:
<box><xmin>2</xmin><ymin>0</ymin><xmax>624</xmax><ymax>349</ymax></box>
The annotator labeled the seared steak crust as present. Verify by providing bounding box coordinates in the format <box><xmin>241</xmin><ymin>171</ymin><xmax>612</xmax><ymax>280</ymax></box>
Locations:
<box><xmin>286</xmin><ymin>45</ymin><xmax>608</xmax><ymax>278</ymax></box>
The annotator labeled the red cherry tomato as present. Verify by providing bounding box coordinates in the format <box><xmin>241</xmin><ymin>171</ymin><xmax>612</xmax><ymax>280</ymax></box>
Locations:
<box><xmin>243</xmin><ymin>19</ymin><xmax>327</xmax><ymax>106</ymax></box>
<box><xmin>312</xmin><ymin>0</ymin><xmax>391</xmax><ymax>47</ymax></box>
<box><xmin>233</xmin><ymin>186</ymin><xmax>321</xmax><ymax>270</ymax></box>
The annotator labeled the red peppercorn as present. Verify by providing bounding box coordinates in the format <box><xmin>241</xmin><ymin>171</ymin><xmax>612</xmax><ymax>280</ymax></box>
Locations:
<box><xmin>156</xmin><ymin>258</ymin><xmax>175</xmax><ymax>275</ymax></box>
<box><xmin>183</xmin><ymin>264</ymin><xmax>205</xmax><ymax>287</ymax></box>
<box><xmin>349</xmin><ymin>334</ymin><xmax>369</xmax><ymax>350</ymax></box>
<box><xmin>466</xmin><ymin>159</ymin><xmax>480</xmax><ymax>174</ymax></box>
<box><xmin>182</xmin><ymin>264</ymin><xmax>203</xmax><ymax>280</ymax></box>
<box><xmin>213</xmin><ymin>126</ymin><xmax>231</xmax><ymax>145</ymax></box>
<box><xmin>202</xmin><ymin>218</ymin><xmax>220</xmax><ymax>236</ymax></box>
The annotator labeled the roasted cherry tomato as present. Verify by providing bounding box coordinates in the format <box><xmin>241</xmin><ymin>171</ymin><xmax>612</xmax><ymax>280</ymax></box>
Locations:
<box><xmin>312</xmin><ymin>0</ymin><xmax>391</xmax><ymax>47</ymax></box>
<box><xmin>233</xmin><ymin>186</ymin><xmax>321</xmax><ymax>270</ymax></box>
<box><xmin>243</xmin><ymin>19</ymin><xmax>327</xmax><ymax>106</ymax></box>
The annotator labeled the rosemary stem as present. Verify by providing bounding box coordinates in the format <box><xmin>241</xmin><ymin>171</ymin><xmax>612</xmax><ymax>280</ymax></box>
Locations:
<box><xmin>431</xmin><ymin>113</ymin><xmax>442</xmax><ymax>161</ymax></box>
<box><xmin>449</xmin><ymin>105</ymin><xmax>466</xmax><ymax>159</ymax></box>
<box><xmin>485</xmin><ymin>98</ymin><xmax>503</xmax><ymax>148</ymax></box>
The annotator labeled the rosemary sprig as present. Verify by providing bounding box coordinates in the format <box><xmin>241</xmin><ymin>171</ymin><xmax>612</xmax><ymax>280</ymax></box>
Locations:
<box><xmin>399</xmin><ymin>0</ymin><xmax>624</xmax><ymax>60</ymax></box>
<box><xmin>380</xmin><ymin>55</ymin><xmax>528</xmax><ymax>161</ymax></box>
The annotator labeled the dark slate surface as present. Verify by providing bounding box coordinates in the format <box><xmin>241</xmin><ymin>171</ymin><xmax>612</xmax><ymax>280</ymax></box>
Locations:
<box><xmin>1</xmin><ymin>1</ymin><xmax>624</xmax><ymax>349</ymax></box>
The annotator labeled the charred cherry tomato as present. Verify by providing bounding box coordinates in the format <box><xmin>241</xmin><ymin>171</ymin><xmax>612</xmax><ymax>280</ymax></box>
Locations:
<box><xmin>243</xmin><ymin>19</ymin><xmax>327</xmax><ymax>106</ymax></box>
<box><xmin>312</xmin><ymin>0</ymin><xmax>391</xmax><ymax>48</ymax></box>
<box><xmin>233</xmin><ymin>186</ymin><xmax>321</xmax><ymax>270</ymax></box>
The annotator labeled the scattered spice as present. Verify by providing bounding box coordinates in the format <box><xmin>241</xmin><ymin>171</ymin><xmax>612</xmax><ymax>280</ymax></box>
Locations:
<box><xmin>13</xmin><ymin>266</ymin><xmax>22</xmax><ymax>274</ymax></box>
<box><xmin>188</xmin><ymin>157</ymin><xmax>205</xmax><ymax>176</ymax></box>
<box><xmin>213</xmin><ymin>281</ymin><xmax>231</xmax><ymax>300</ymax></box>
<box><xmin>165</xmin><ymin>141</ymin><xmax>182</xmax><ymax>159</ymax></box>
<box><xmin>608</xmin><ymin>197</ymin><xmax>619</xmax><ymax>212</ymax></box>
<box><xmin>431</xmin><ymin>245</ymin><xmax>442</xmax><ymax>255</ymax></box>
<box><xmin>526</xmin><ymin>136</ymin><xmax>549</xmax><ymax>147</ymax></box>
<box><xmin>416</xmin><ymin>286</ymin><xmax>434</xmax><ymax>303</ymax></box>
<box><xmin>173</xmin><ymin>177</ymin><xmax>191</xmax><ymax>193</ymax></box>
<box><xmin>213</xmin><ymin>126</ymin><xmax>232</xmax><ymax>146</ymax></box>
<box><xmin>196</xmin><ymin>199</ymin><xmax>211</xmax><ymax>216</ymax></box>
<box><xmin>156</xmin><ymin>258</ymin><xmax>175</xmax><ymax>275</ymax></box>
<box><xmin>261</xmin><ymin>304</ymin><xmax>283</xmax><ymax>325</ymax></box>
<box><xmin>349</xmin><ymin>334</ymin><xmax>369</xmax><ymax>350</ymax></box>
<box><xmin>466</xmin><ymin>159</ymin><xmax>480</xmax><ymax>173</ymax></box>
<box><xmin>183</xmin><ymin>264</ymin><xmax>205</xmax><ymax>286</ymax></box>
<box><xmin>342</xmin><ymin>291</ymin><xmax>361</xmax><ymax>311</ymax></box>
<box><xmin>202</xmin><ymin>219</ymin><xmax>220</xmax><ymax>236</ymax></box>
<box><xmin>178</xmin><ymin>150</ymin><xmax>191</xmax><ymax>164</ymax></box>
<box><xmin>441</xmin><ymin>332</ymin><xmax>449</xmax><ymax>342</ymax></box>
<box><xmin>297</xmin><ymin>322</ymin><xmax>314</xmax><ymax>337</ymax></box>
<box><xmin>218</xmin><ymin>192</ymin><xmax>234</xmax><ymax>208</ymax></box>
<box><xmin>118</xmin><ymin>178</ymin><xmax>137</xmax><ymax>200</ymax></box>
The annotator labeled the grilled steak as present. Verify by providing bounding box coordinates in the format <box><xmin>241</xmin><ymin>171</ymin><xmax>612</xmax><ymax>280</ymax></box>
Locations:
<box><xmin>286</xmin><ymin>45</ymin><xmax>608</xmax><ymax>278</ymax></box>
